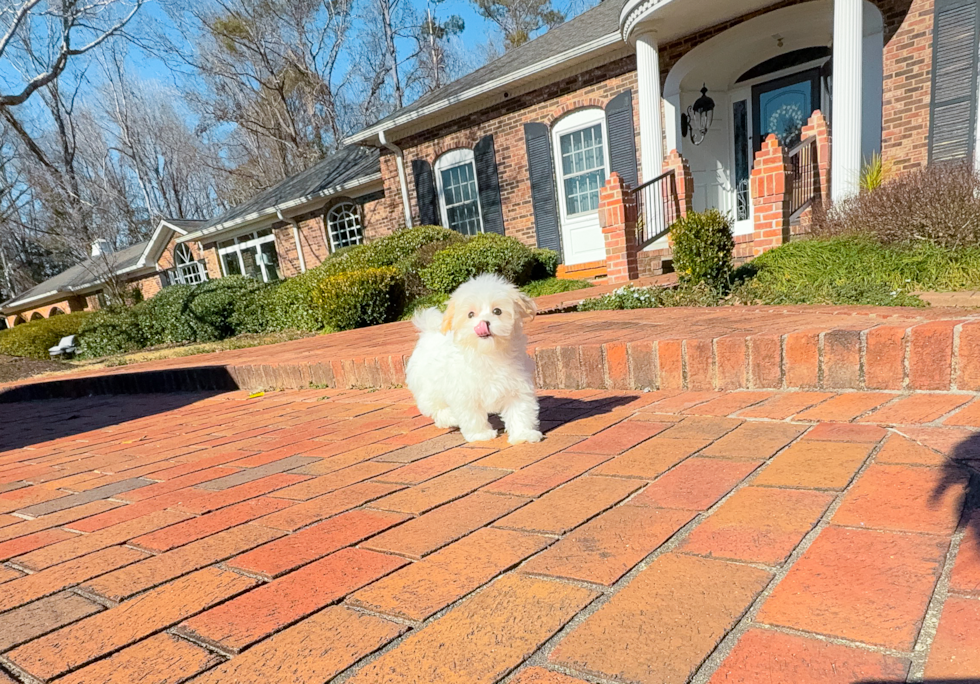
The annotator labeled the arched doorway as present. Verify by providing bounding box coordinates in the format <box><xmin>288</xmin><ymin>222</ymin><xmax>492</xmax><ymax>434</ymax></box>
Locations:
<box><xmin>48</xmin><ymin>307</ymin><xmax>64</xmax><ymax>316</ymax></box>
<box><xmin>662</xmin><ymin>0</ymin><xmax>883</xmax><ymax>235</ymax></box>
<box><xmin>29</xmin><ymin>312</ymin><xmax>43</xmax><ymax>321</ymax></box>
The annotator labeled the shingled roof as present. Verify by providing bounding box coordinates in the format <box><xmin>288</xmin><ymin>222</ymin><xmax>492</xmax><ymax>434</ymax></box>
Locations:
<box><xmin>184</xmin><ymin>146</ymin><xmax>381</xmax><ymax>241</ymax></box>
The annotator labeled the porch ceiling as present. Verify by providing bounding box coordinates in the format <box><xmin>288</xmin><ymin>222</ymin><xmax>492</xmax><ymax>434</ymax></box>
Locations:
<box><xmin>621</xmin><ymin>0</ymin><xmax>781</xmax><ymax>43</ymax></box>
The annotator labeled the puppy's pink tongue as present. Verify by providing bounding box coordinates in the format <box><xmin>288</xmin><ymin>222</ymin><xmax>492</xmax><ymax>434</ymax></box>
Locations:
<box><xmin>474</xmin><ymin>320</ymin><xmax>491</xmax><ymax>338</ymax></box>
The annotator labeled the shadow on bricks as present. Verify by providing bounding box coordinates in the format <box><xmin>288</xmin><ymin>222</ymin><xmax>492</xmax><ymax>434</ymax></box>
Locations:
<box><xmin>0</xmin><ymin>387</ymin><xmax>224</xmax><ymax>452</ymax></box>
<box><xmin>934</xmin><ymin>433</ymin><xmax>980</xmax><ymax>545</ymax></box>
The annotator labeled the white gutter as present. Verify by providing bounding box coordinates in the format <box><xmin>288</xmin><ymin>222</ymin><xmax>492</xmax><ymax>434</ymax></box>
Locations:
<box><xmin>380</xmin><ymin>129</ymin><xmax>414</xmax><ymax>229</ymax></box>
<box><xmin>345</xmin><ymin>32</ymin><xmax>622</xmax><ymax>145</ymax></box>
<box><xmin>179</xmin><ymin>172</ymin><xmax>383</xmax><ymax>243</ymax></box>
<box><xmin>277</xmin><ymin>209</ymin><xmax>307</xmax><ymax>273</ymax></box>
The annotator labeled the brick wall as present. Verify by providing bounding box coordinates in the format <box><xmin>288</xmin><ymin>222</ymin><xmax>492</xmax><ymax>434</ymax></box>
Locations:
<box><xmin>5</xmin><ymin>296</ymin><xmax>86</xmax><ymax>328</ymax></box>
<box><xmin>377</xmin><ymin>56</ymin><xmax>641</xmax><ymax>248</ymax></box>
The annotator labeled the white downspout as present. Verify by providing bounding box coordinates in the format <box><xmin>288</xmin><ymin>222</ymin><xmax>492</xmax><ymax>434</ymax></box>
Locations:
<box><xmin>379</xmin><ymin>129</ymin><xmax>414</xmax><ymax>228</ymax></box>
<box><xmin>277</xmin><ymin>209</ymin><xmax>307</xmax><ymax>273</ymax></box>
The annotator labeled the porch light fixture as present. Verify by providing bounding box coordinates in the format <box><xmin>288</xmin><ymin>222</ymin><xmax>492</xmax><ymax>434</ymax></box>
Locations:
<box><xmin>680</xmin><ymin>84</ymin><xmax>716</xmax><ymax>145</ymax></box>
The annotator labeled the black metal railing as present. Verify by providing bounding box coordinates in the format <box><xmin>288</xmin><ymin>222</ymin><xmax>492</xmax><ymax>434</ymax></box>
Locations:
<box><xmin>787</xmin><ymin>136</ymin><xmax>817</xmax><ymax>218</ymax></box>
<box><xmin>633</xmin><ymin>169</ymin><xmax>681</xmax><ymax>249</ymax></box>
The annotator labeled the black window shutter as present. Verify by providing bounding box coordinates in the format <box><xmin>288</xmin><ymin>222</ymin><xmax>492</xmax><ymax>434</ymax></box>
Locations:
<box><xmin>524</xmin><ymin>122</ymin><xmax>562</xmax><ymax>255</ymax></box>
<box><xmin>605</xmin><ymin>89</ymin><xmax>639</xmax><ymax>189</ymax></box>
<box><xmin>411</xmin><ymin>159</ymin><xmax>440</xmax><ymax>226</ymax></box>
<box><xmin>474</xmin><ymin>135</ymin><xmax>506</xmax><ymax>235</ymax></box>
<box><xmin>929</xmin><ymin>0</ymin><xmax>980</xmax><ymax>163</ymax></box>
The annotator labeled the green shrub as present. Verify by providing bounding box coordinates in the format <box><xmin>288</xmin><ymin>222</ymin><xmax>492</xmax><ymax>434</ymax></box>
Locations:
<box><xmin>231</xmin><ymin>282</ymin><xmax>278</xmax><ymax>334</ymax></box>
<box><xmin>397</xmin><ymin>238</ymin><xmax>462</xmax><ymax>302</ymax></box>
<box><xmin>421</xmin><ymin>233</ymin><xmax>537</xmax><ymax>293</ymax></box>
<box><xmin>187</xmin><ymin>276</ymin><xmax>267</xmax><ymax>339</ymax></box>
<box><xmin>520</xmin><ymin>277</ymin><xmax>591</xmax><ymax>298</ymax></box>
<box><xmin>399</xmin><ymin>291</ymin><xmax>450</xmax><ymax>320</ymax></box>
<box><xmin>134</xmin><ymin>285</ymin><xmax>196</xmax><ymax>345</ymax></box>
<box><xmin>0</xmin><ymin>312</ymin><xmax>91</xmax><ymax>359</ymax></box>
<box><xmin>670</xmin><ymin>209</ymin><xmax>735</xmax><ymax>290</ymax></box>
<box><xmin>263</xmin><ymin>270</ymin><xmax>326</xmax><ymax>331</ymax></box>
<box><xmin>77</xmin><ymin>310</ymin><xmax>146</xmax><ymax>358</ymax></box>
<box><xmin>363</xmin><ymin>225</ymin><xmax>460</xmax><ymax>266</ymax></box>
<box><xmin>313</xmin><ymin>267</ymin><xmax>404</xmax><ymax>331</ymax></box>
<box><xmin>530</xmin><ymin>249</ymin><xmax>561</xmax><ymax>280</ymax></box>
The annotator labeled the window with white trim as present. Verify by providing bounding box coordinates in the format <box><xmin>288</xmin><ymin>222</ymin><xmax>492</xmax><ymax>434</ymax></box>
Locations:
<box><xmin>435</xmin><ymin>149</ymin><xmax>483</xmax><ymax>235</ymax></box>
<box><xmin>326</xmin><ymin>201</ymin><xmax>364</xmax><ymax>250</ymax></box>
<box><xmin>552</xmin><ymin>109</ymin><xmax>609</xmax><ymax>217</ymax></box>
<box><xmin>217</xmin><ymin>228</ymin><xmax>281</xmax><ymax>282</ymax></box>
<box><xmin>169</xmin><ymin>243</ymin><xmax>208</xmax><ymax>285</ymax></box>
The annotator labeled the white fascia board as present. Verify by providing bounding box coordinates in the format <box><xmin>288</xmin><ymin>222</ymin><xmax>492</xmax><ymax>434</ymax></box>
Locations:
<box><xmin>344</xmin><ymin>33</ymin><xmax>623</xmax><ymax>145</ymax></box>
<box><xmin>177</xmin><ymin>172</ymin><xmax>383</xmax><ymax>244</ymax></box>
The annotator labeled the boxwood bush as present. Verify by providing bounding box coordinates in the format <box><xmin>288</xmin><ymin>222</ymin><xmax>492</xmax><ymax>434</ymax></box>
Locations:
<box><xmin>420</xmin><ymin>233</ymin><xmax>539</xmax><ymax>293</ymax></box>
<box><xmin>670</xmin><ymin>209</ymin><xmax>735</xmax><ymax>290</ymax></box>
<box><xmin>312</xmin><ymin>266</ymin><xmax>404</xmax><ymax>330</ymax></box>
<box><xmin>0</xmin><ymin>312</ymin><xmax>91</xmax><ymax>360</ymax></box>
<box><xmin>77</xmin><ymin>310</ymin><xmax>146</xmax><ymax>358</ymax></box>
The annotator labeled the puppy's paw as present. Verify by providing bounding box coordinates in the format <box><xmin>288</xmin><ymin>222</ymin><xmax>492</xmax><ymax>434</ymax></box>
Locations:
<box><xmin>463</xmin><ymin>429</ymin><xmax>498</xmax><ymax>443</ymax></box>
<box><xmin>433</xmin><ymin>408</ymin><xmax>457</xmax><ymax>429</ymax></box>
<box><xmin>508</xmin><ymin>429</ymin><xmax>543</xmax><ymax>445</ymax></box>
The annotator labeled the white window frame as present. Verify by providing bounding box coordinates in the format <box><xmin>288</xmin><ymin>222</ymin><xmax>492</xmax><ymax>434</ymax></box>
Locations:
<box><xmin>171</xmin><ymin>243</ymin><xmax>208</xmax><ymax>285</ymax></box>
<box><xmin>217</xmin><ymin>229</ymin><xmax>280</xmax><ymax>282</ymax></box>
<box><xmin>551</xmin><ymin>108</ymin><xmax>610</xmax><ymax>222</ymax></box>
<box><xmin>434</xmin><ymin>148</ymin><xmax>484</xmax><ymax>235</ymax></box>
<box><xmin>326</xmin><ymin>201</ymin><xmax>364</xmax><ymax>250</ymax></box>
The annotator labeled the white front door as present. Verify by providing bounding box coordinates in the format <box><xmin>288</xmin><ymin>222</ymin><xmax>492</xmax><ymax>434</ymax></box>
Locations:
<box><xmin>552</xmin><ymin>109</ymin><xmax>610</xmax><ymax>266</ymax></box>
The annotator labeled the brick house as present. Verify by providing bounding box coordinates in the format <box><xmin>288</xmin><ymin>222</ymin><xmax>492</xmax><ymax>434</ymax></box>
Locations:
<box><xmin>340</xmin><ymin>0</ymin><xmax>976</xmax><ymax>278</ymax></box>
<box><xmin>160</xmin><ymin>0</ymin><xmax>980</xmax><ymax>282</ymax></box>
<box><xmin>7</xmin><ymin>0</ymin><xmax>973</xmax><ymax>309</ymax></box>
<box><xmin>174</xmin><ymin>146</ymin><xmax>384</xmax><ymax>282</ymax></box>
<box><xmin>1</xmin><ymin>219</ymin><xmax>207</xmax><ymax>328</ymax></box>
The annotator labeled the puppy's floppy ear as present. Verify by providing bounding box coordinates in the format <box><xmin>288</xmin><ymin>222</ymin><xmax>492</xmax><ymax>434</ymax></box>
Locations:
<box><xmin>440</xmin><ymin>300</ymin><xmax>456</xmax><ymax>334</ymax></box>
<box><xmin>516</xmin><ymin>292</ymin><xmax>537</xmax><ymax>322</ymax></box>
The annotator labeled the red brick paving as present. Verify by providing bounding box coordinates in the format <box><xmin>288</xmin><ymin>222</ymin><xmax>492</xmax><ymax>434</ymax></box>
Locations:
<box><xmin>0</xmin><ymin>387</ymin><xmax>978</xmax><ymax>683</ymax></box>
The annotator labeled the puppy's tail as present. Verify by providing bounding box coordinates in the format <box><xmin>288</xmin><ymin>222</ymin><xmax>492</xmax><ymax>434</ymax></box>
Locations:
<box><xmin>411</xmin><ymin>307</ymin><xmax>443</xmax><ymax>334</ymax></box>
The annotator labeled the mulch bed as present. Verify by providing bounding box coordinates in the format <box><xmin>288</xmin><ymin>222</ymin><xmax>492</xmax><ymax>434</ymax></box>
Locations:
<box><xmin>0</xmin><ymin>354</ymin><xmax>70</xmax><ymax>383</ymax></box>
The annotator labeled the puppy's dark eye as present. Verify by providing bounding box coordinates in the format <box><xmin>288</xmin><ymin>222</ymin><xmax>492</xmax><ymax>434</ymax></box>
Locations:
<box><xmin>492</xmin><ymin>308</ymin><xmax>502</xmax><ymax>316</ymax></box>
<box><xmin>467</xmin><ymin>312</ymin><xmax>475</xmax><ymax>318</ymax></box>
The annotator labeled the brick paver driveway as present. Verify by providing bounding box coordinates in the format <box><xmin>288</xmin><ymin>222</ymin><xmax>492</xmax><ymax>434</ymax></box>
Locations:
<box><xmin>0</xmin><ymin>387</ymin><xmax>978</xmax><ymax>683</ymax></box>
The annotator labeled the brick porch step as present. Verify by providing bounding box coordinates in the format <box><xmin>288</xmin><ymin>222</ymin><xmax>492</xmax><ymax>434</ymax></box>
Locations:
<box><xmin>5</xmin><ymin>306</ymin><xmax>980</xmax><ymax>401</ymax></box>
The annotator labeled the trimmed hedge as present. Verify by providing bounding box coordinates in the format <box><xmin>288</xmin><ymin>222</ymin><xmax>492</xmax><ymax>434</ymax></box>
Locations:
<box><xmin>421</xmin><ymin>233</ymin><xmax>539</xmax><ymax>293</ymax></box>
<box><xmin>77</xmin><ymin>310</ymin><xmax>146</xmax><ymax>358</ymax></box>
<box><xmin>312</xmin><ymin>267</ymin><xmax>404</xmax><ymax>330</ymax></box>
<box><xmin>0</xmin><ymin>312</ymin><xmax>91</xmax><ymax>360</ymax></box>
<box><xmin>670</xmin><ymin>209</ymin><xmax>735</xmax><ymax>290</ymax></box>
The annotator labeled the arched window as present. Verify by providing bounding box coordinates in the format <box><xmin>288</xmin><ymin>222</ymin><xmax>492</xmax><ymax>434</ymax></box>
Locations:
<box><xmin>435</xmin><ymin>149</ymin><xmax>483</xmax><ymax>235</ymax></box>
<box><xmin>49</xmin><ymin>307</ymin><xmax>64</xmax><ymax>316</ymax></box>
<box><xmin>30</xmin><ymin>312</ymin><xmax>43</xmax><ymax>321</ymax></box>
<box><xmin>327</xmin><ymin>201</ymin><xmax>364</xmax><ymax>250</ymax></box>
<box><xmin>171</xmin><ymin>242</ymin><xmax>207</xmax><ymax>285</ymax></box>
<box><xmin>174</xmin><ymin>243</ymin><xmax>195</xmax><ymax>266</ymax></box>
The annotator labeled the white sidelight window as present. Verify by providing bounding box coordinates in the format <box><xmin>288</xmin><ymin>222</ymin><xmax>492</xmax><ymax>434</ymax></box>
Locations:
<box><xmin>217</xmin><ymin>228</ymin><xmax>281</xmax><ymax>283</ymax></box>
<box><xmin>435</xmin><ymin>149</ymin><xmax>483</xmax><ymax>235</ymax></box>
<box><xmin>326</xmin><ymin>201</ymin><xmax>364</xmax><ymax>250</ymax></box>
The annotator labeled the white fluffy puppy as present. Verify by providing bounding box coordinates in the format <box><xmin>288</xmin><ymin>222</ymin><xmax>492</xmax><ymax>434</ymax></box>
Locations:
<box><xmin>406</xmin><ymin>273</ymin><xmax>542</xmax><ymax>444</ymax></box>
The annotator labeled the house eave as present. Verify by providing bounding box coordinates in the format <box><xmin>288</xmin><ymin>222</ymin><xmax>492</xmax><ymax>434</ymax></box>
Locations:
<box><xmin>344</xmin><ymin>33</ymin><xmax>626</xmax><ymax>145</ymax></box>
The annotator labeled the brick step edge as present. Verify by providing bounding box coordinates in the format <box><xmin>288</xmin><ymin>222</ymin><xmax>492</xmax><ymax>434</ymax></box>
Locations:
<box><xmin>6</xmin><ymin>320</ymin><xmax>980</xmax><ymax>401</ymax></box>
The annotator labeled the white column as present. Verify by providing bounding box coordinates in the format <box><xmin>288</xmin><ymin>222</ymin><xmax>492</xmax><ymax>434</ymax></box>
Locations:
<box><xmin>831</xmin><ymin>0</ymin><xmax>863</xmax><ymax>202</ymax></box>
<box><xmin>635</xmin><ymin>31</ymin><xmax>664</xmax><ymax>183</ymax></box>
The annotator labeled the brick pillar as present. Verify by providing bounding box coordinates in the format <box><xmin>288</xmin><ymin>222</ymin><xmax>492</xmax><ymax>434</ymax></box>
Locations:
<box><xmin>662</xmin><ymin>149</ymin><xmax>693</xmax><ymax>218</ymax></box>
<box><xmin>801</xmin><ymin>110</ymin><xmax>831</xmax><ymax>209</ymax></box>
<box><xmin>750</xmin><ymin>134</ymin><xmax>791</xmax><ymax>257</ymax></box>
<box><xmin>600</xmin><ymin>172</ymin><xmax>639</xmax><ymax>284</ymax></box>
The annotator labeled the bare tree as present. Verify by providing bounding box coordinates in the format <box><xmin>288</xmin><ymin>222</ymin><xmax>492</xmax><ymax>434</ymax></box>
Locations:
<box><xmin>0</xmin><ymin>0</ymin><xmax>146</xmax><ymax>107</ymax></box>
